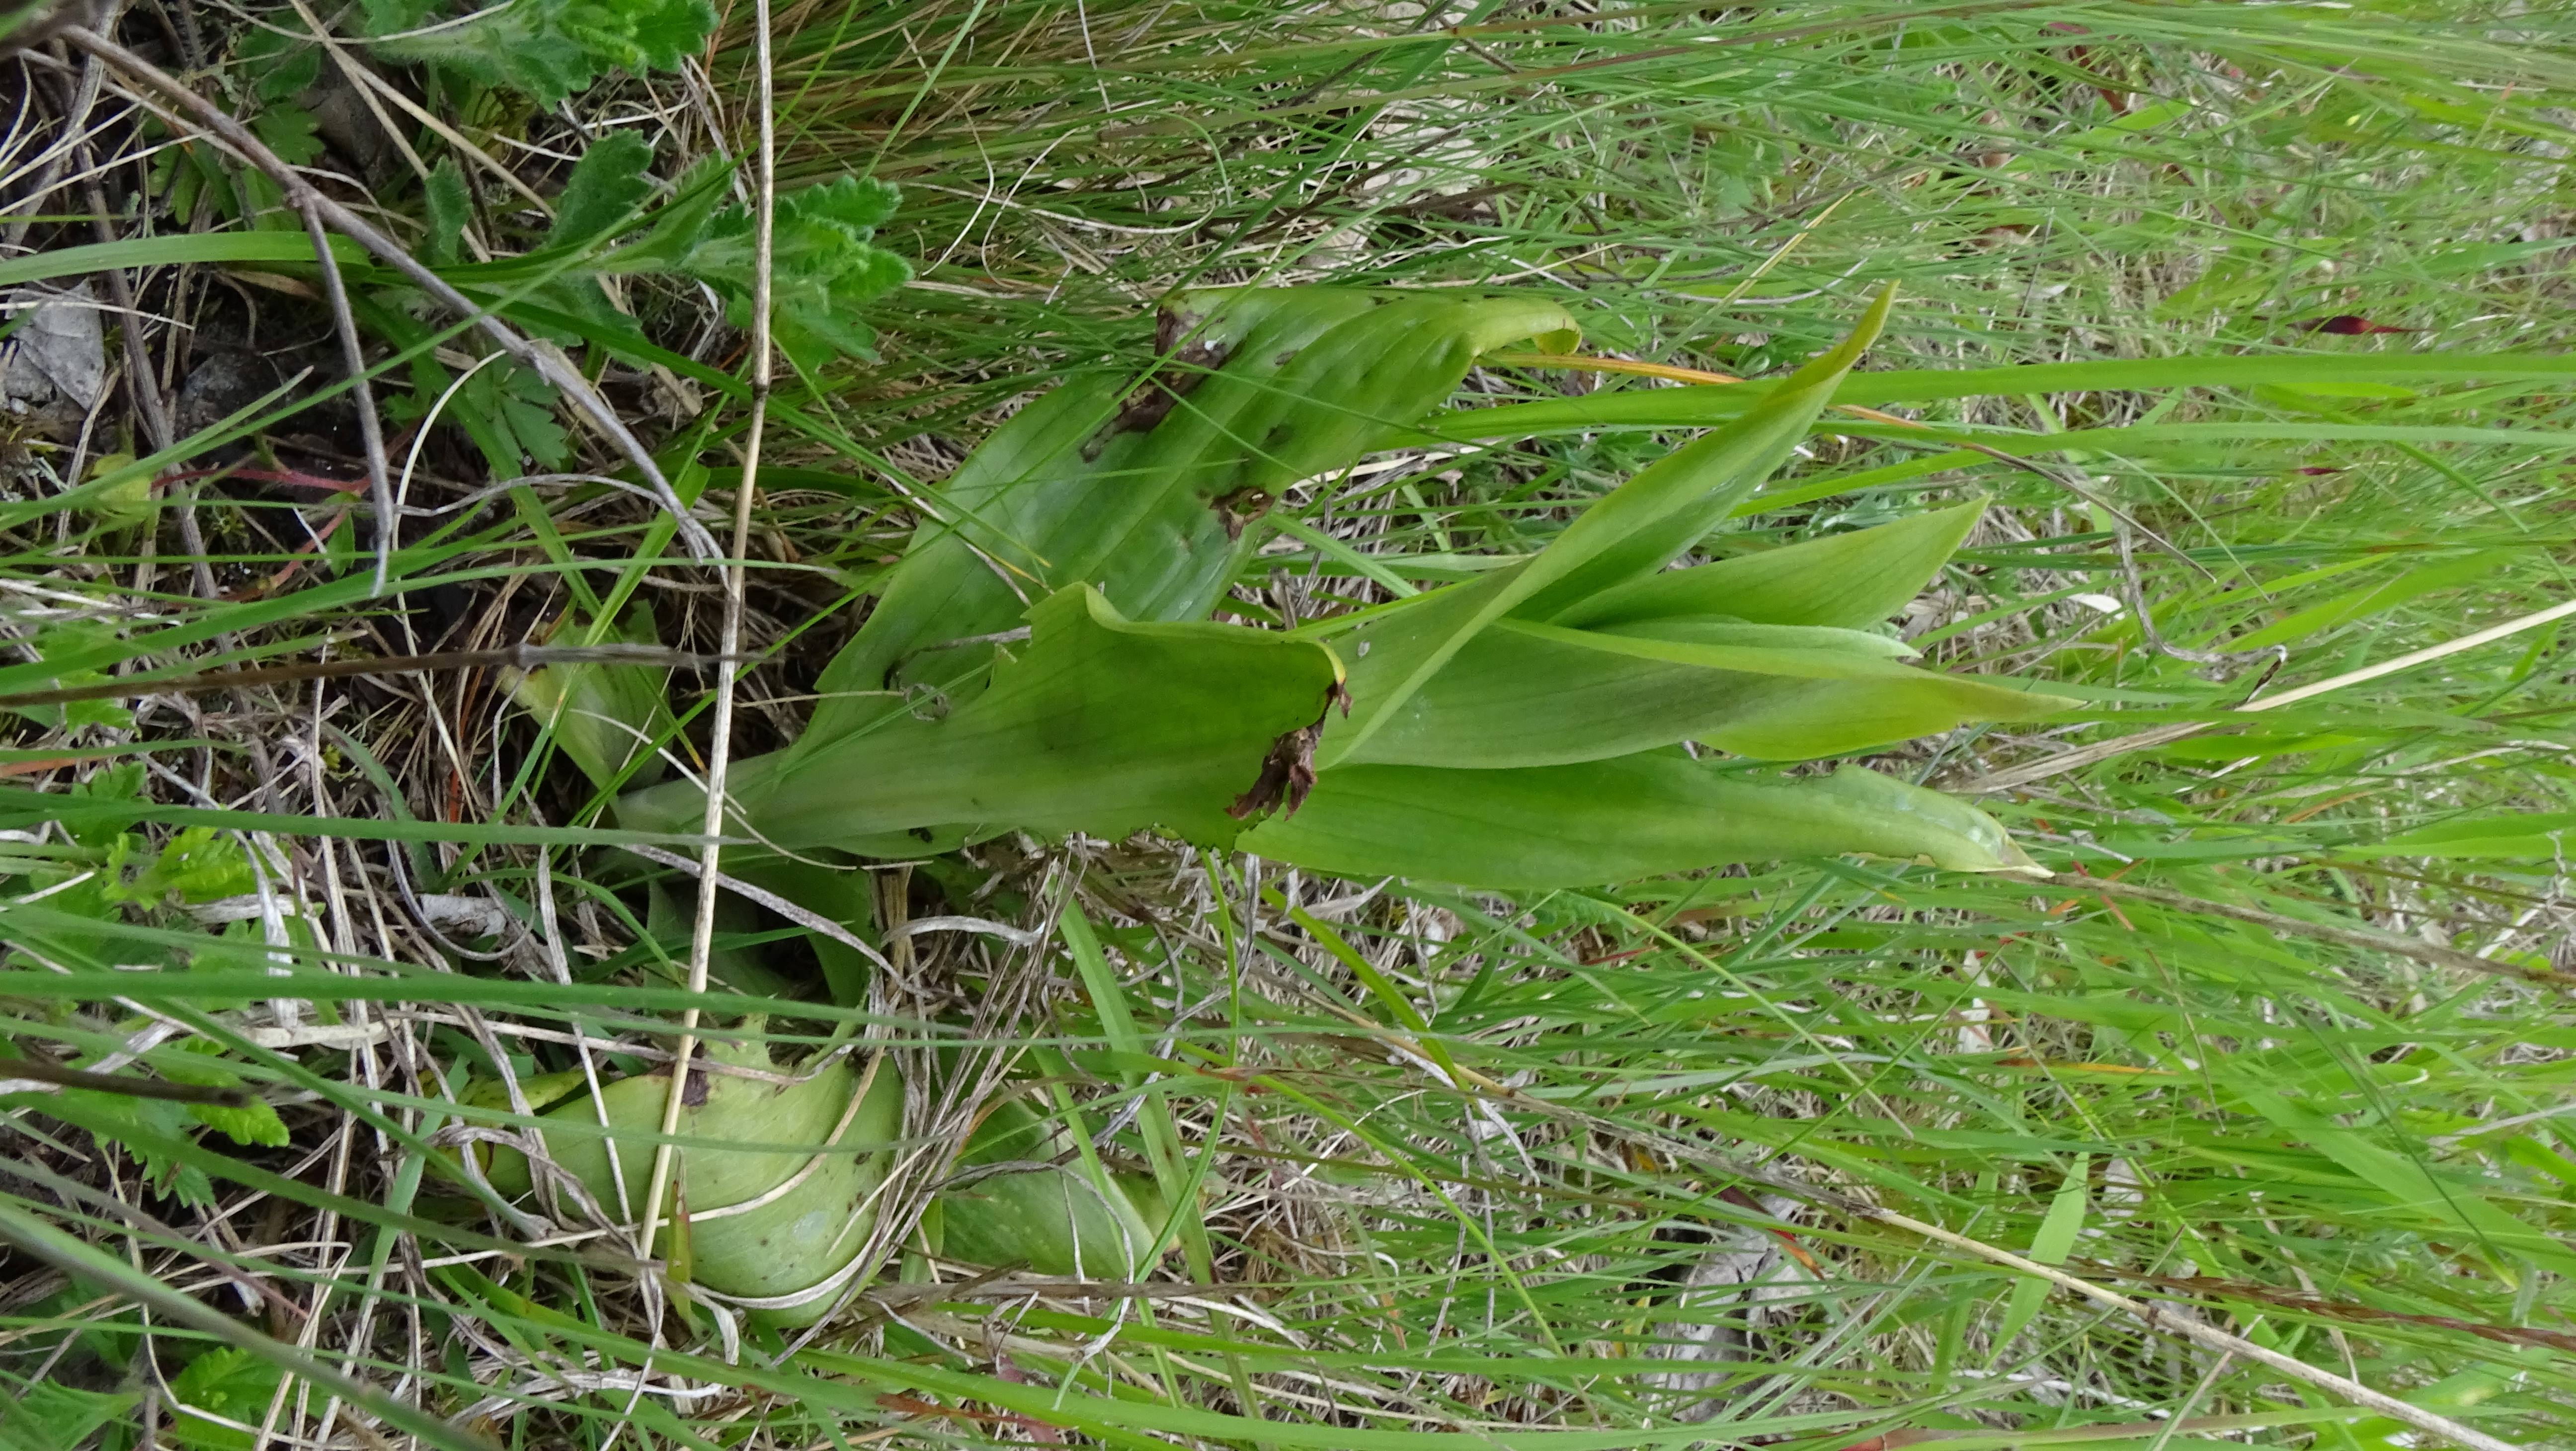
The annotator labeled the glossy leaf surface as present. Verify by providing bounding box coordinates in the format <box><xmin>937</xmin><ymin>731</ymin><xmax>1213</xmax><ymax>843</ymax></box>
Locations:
<box><xmin>1311</xmin><ymin>285</ymin><xmax>1897</xmax><ymax>771</ymax></box>
<box><xmin>1349</xmin><ymin>616</ymin><xmax>2067</xmax><ymax>767</ymax></box>
<box><xmin>1240</xmin><ymin>757</ymin><xmax>2035</xmax><ymax>888</ymax></box>
<box><xmin>632</xmin><ymin>585</ymin><xmax>1341</xmax><ymax>853</ymax></box>
<box><xmin>800</xmin><ymin>289</ymin><xmax>1575</xmax><ymax>750</ymax></box>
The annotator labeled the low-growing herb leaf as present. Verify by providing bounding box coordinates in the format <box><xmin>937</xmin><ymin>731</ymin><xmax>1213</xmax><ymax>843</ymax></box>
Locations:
<box><xmin>549</xmin><ymin>130</ymin><xmax>657</xmax><ymax>247</ymax></box>
<box><xmin>358</xmin><ymin>0</ymin><xmax>719</xmax><ymax>106</ymax></box>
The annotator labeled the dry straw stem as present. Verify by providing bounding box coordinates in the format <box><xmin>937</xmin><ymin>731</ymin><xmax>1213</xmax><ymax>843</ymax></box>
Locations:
<box><xmin>622</xmin><ymin>845</ymin><xmax>893</xmax><ymax>971</ymax></box>
<box><xmin>298</xmin><ymin>204</ymin><xmax>397</xmax><ymax>594</ymax></box>
<box><xmin>638</xmin><ymin>0</ymin><xmax>783</xmax><ymax>1283</ymax></box>
<box><xmin>1960</xmin><ymin>594</ymin><xmax>2576</xmax><ymax>793</ymax></box>
<box><xmin>54</xmin><ymin>25</ymin><xmax>720</xmax><ymax>563</ymax></box>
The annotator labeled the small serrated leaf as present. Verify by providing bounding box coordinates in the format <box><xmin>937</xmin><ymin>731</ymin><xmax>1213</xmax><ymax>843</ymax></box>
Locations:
<box><xmin>548</xmin><ymin>130</ymin><xmax>656</xmax><ymax>247</ymax></box>
<box><xmin>786</xmin><ymin>174</ymin><xmax>902</xmax><ymax>235</ymax></box>
<box><xmin>250</xmin><ymin>105</ymin><xmax>325</xmax><ymax>167</ymax></box>
<box><xmin>587</xmin><ymin>0</ymin><xmax>716</xmax><ymax>72</ymax></box>
<box><xmin>161</xmin><ymin>1041</ymin><xmax>288</xmax><ymax>1146</ymax></box>
<box><xmin>188</xmin><ymin>1096</ymin><xmax>290</xmax><ymax>1149</ymax></box>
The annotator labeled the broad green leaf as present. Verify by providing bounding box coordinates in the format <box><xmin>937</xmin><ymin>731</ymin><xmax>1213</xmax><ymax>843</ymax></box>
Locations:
<box><xmin>635</xmin><ymin>585</ymin><xmax>1341</xmax><ymax>852</ymax></box>
<box><xmin>1315</xmin><ymin>284</ymin><xmax>1896</xmax><ymax>770</ymax></box>
<box><xmin>732</xmin><ymin>858</ymin><xmax>881</xmax><ymax>1008</ymax></box>
<box><xmin>1</xmin><ymin>1382</ymin><xmax>134</xmax><ymax>1450</ymax></box>
<box><xmin>167</xmin><ymin>1347</ymin><xmax>285</xmax><ymax>1451</ymax></box>
<box><xmin>1560</xmin><ymin>501</ymin><xmax>1986</xmax><ymax>630</ymax></box>
<box><xmin>1239</xmin><ymin>754</ymin><xmax>2034</xmax><ymax>888</ymax></box>
<box><xmin>508</xmin><ymin>603</ymin><xmax>677</xmax><ymax>790</ymax></box>
<box><xmin>642</xmin><ymin>879</ymin><xmax>800</xmax><ymax>1000</ymax></box>
<box><xmin>1527</xmin><ymin>618</ymin><xmax>1917</xmax><ymax>669</ymax></box>
<box><xmin>1992</xmin><ymin>1155</ymin><xmax>2089</xmax><ymax>1352</ymax></box>
<box><xmin>1345</xmin><ymin>616</ymin><xmax>2068</xmax><ymax>767</ymax></box>
<box><xmin>799</xmin><ymin>288</ymin><xmax>1575</xmax><ymax>749</ymax></box>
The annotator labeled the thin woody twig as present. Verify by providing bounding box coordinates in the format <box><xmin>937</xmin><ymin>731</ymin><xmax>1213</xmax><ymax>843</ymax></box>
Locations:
<box><xmin>0</xmin><ymin>1050</ymin><xmax>250</xmax><ymax>1106</ymax></box>
<box><xmin>54</xmin><ymin>25</ymin><xmax>718</xmax><ymax>563</ymax></box>
<box><xmin>298</xmin><ymin>206</ymin><xmax>396</xmax><ymax>595</ymax></box>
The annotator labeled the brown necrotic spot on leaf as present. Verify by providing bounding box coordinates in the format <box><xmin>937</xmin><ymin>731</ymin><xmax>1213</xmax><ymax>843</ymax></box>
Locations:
<box><xmin>1111</xmin><ymin>307</ymin><xmax>1230</xmax><ymax>435</ymax></box>
<box><xmin>1210</xmin><ymin>486</ymin><xmax>1274</xmax><ymax>540</ymax></box>
<box><xmin>657</xmin><ymin>1048</ymin><xmax>712</xmax><ymax>1108</ymax></box>
<box><xmin>1229</xmin><ymin>682</ymin><xmax>1346</xmax><ymax>820</ymax></box>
